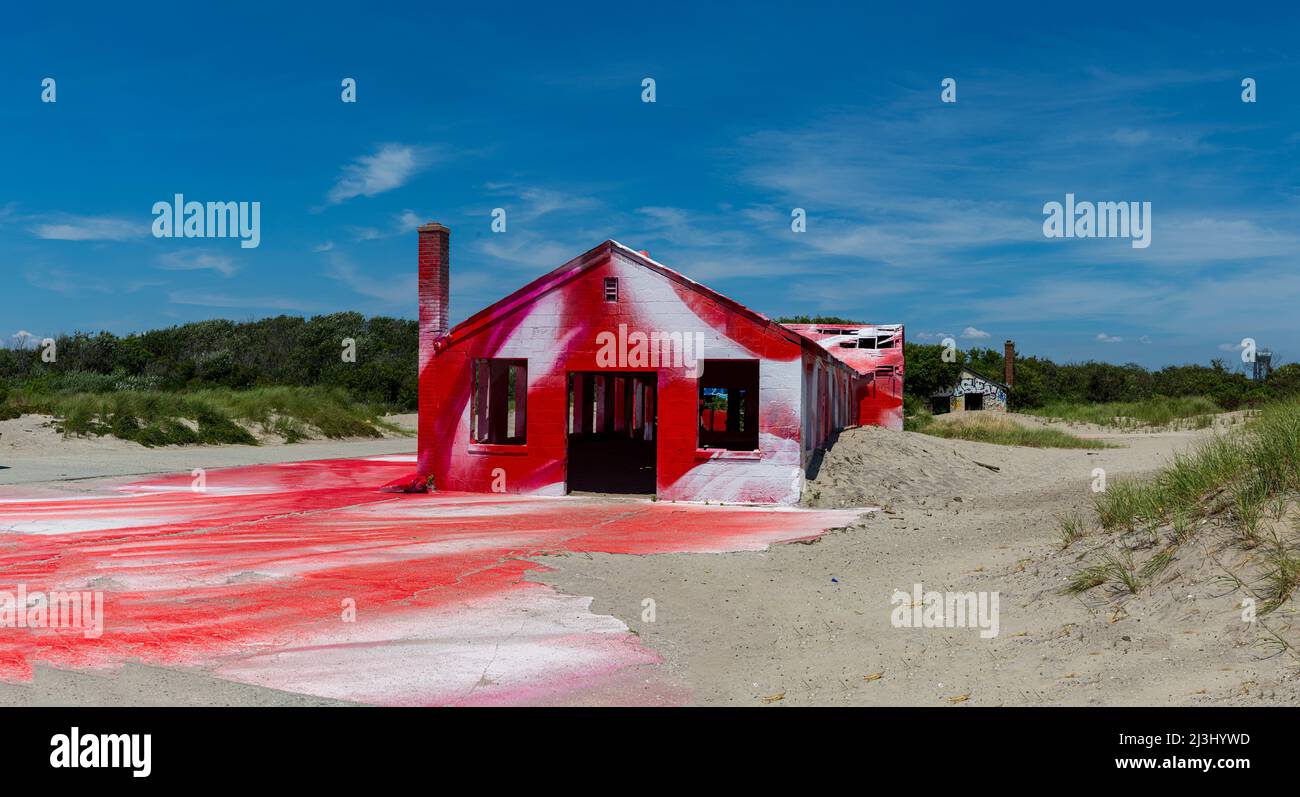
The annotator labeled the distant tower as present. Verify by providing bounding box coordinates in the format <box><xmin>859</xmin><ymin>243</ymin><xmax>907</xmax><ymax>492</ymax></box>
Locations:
<box><xmin>1253</xmin><ymin>349</ymin><xmax>1273</xmax><ymax>381</ymax></box>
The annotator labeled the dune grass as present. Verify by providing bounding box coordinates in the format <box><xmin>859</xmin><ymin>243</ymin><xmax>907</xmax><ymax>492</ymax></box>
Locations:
<box><xmin>912</xmin><ymin>411</ymin><xmax>1111</xmax><ymax>449</ymax></box>
<box><xmin>1067</xmin><ymin>396</ymin><xmax>1300</xmax><ymax>612</ymax></box>
<box><xmin>1026</xmin><ymin>395</ymin><xmax>1220</xmax><ymax>429</ymax></box>
<box><xmin>1091</xmin><ymin>399</ymin><xmax>1300</xmax><ymax>534</ymax></box>
<box><xmin>2</xmin><ymin>385</ymin><xmax>405</xmax><ymax>447</ymax></box>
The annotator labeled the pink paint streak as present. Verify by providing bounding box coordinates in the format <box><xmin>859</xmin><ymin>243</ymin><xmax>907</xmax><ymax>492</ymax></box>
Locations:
<box><xmin>0</xmin><ymin>457</ymin><xmax>862</xmax><ymax>704</ymax></box>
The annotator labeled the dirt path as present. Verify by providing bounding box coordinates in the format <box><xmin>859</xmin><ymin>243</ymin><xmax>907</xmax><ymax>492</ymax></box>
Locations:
<box><xmin>534</xmin><ymin>418</ymin><xmax>1300</xmax><ymax>705</ymax></box>
<box><xmin>0</xmin><ymin>413</ymin><xmax>416</xmax><ymax>487</ymax></box>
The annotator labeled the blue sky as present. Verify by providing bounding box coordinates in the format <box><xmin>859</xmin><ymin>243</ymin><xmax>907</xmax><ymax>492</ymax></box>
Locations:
<box><xmin>2</xmin><ymin>1</ymin><xmax>1298</xmax><ymax>369</ymax></box>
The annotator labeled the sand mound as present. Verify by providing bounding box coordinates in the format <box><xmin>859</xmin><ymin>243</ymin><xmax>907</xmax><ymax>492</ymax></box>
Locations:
<box><xmin>802</xmin><ymin>424</ymin><xmax>1001</xmax><ymax>509</ymax></box>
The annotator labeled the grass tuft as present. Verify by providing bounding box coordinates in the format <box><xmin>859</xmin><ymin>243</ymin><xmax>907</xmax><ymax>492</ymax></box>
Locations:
<box><xmin>918</xmin><ymin>413</ymin><xmax>1111</xmax><ymax>449</ymax></box>
<box><xmin>5</xmin><ymin>385</ymin><xmax>402</xmax><ymax>447</ymax></box>
<box><xmin>1027</xmin><ymin>396</ymin><xmax>1221</xmax><ymax>430</ymax></box>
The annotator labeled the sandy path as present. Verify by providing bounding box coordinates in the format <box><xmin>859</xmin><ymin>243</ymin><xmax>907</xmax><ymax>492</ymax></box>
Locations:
<box><xmin>0</xmin><ymin>413</ymin><xmax>416</xmax><ymax>488</ymax></box>
<box><xmin>533</xmin><ymin>419</ymin><xmax>1300</xmax><ymax>705</ymax></box>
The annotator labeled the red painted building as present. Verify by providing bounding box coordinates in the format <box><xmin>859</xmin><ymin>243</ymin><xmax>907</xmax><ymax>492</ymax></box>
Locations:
<box><xmin>412</xmin><ymin>223</ymin><xmax>868</xmax><ymax>505</ymax></box>
<box><xmin>781</xmin><ymin>324</ymin><xmax>906</xmax><ymax>430</ymax></box>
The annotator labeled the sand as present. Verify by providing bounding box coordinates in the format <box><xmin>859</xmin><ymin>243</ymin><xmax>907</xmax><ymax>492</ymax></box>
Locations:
<box><xmin>4</xmin><ymin>410</ymin><xmax>1295</xmax><ymax>705</ymax></box>
<box><xmin>0</xmin><ymin>413</ymin><xmax>416</xmax><ymax>487</ymax></box>
<box><xmin>534</xmin><ymin>416</ymin><xmax>1300</xmax><ymax>705</ymax></box>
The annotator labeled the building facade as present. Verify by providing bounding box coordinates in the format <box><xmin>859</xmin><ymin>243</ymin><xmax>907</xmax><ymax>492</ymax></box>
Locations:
<box><xmin>781</xmin><ymin>323</ymin><xmax>905</xmax><ymax>430</ymax></box>
<box><xmin>409</xmin><ymin>224</ymin><xmax>865</xmax><ymax>505</ymax></box>
<box><xmin>931</xmin><ymin>367</ymin><xmax>1010</xmax><ymax>414</ymax></box>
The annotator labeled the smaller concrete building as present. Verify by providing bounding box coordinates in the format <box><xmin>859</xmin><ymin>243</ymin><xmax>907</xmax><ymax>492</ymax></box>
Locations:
<box><xmin>931</xmin><ymin>340</ymin><xmax>1015</xmax><ymax>414</ymax></box>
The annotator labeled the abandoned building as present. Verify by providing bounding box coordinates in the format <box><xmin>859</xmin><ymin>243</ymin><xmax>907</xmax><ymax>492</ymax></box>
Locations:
<box><xmin>931</xmin><ymin>340</ymin><xmax>1015</xmax><ymax>414</ymax></box>
<box><xmin>781</xmin><ymin>323</ymin><xmax>905</xmax><ymax>430</ymax></box>
<box><xmin>410</xmin><ymin>223</ymin><xmax>888</xmax><ymax>505</ymax></box>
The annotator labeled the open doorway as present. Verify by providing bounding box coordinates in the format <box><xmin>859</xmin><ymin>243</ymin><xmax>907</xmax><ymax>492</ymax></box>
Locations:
<box><xmin>566</xmin><ymin>372</ymin><xmax>657</xmax><ymax>494</ymax></box>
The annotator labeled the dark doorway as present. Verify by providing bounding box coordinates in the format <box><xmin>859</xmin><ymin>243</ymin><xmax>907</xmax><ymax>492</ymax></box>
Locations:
<box><xmin>930</xmin><ymin>396</ymin><xmax>950</xmax><ymax>414</ymax></box>
<box><xmin>566</xmin><ymin>372</ymin><xmax>657</xmax><ymax>494</ymax></box>
<box><xmin>964</xmin><ymin>392</ymin><xmax>985</xmax><ymax>411</ymax></box>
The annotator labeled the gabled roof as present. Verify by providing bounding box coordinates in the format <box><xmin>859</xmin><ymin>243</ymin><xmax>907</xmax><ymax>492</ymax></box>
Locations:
<box><xmin>441</xmin><ymin>239</ymin><xmax>808</xmax><ymax>349</ymax></box>
<box><xmin>957</xmin><ymin>366</ymin><xmax>1010</xmax><ymax>391</ymax></box>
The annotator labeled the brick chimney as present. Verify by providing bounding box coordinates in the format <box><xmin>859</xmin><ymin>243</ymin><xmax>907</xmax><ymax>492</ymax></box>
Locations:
<box><xmin>418</xmin><ymin>223</ymin><xmax>450</xmax><ymax>360</ymax></box>
<box><xmin>1004</xmin><ymin>340</ymin><xmax>1015</xmax><ymax>388</ymax></box>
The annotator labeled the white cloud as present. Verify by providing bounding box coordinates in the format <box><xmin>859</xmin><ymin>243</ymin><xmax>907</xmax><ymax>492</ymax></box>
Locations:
<box><xmin>1218</xmin><ymin>341</ymin><xmax>1247</xmax><ymax>351</ymax></box>
<box><xmin>324</xmin><ymin>254</ymin><xmax>413</xmax><ymax>307</ymax></box>
<box><xmin>343</xmin><ymin>210</ymin><xmax>425</xmax><ymax>243</ymax></box>
<box><xmin>478</xmin><ymin>230</ymin><xmax>589</xmax><ymax>271</ymax></box>
<box><xmin>486</xmin><ymin>184</ymin><xmax>599</xmax><ymax>222</ymax></box>
<box><xmin>29</xmin><ymin>214</ymin><xmax>141</xmax><ymax>241</ymax></box>
<box><xmin>327</xmin><ymin>144</ymin><xmax>431</xmax><ymax>204</ymax></box>
<box><xmin>1096</xmin><ymin>332</ymin><xmax>1123</xmax><ymax>344</ymax></box>
<box><xmin>157</xmin><ymin>250</ymin><xmax>238</xmax><ymax>277</ymax></box>
<box><xmin>314</xmin><ymin>241</ymin><xmax>336</xmax><ymax>253</ymax></box>
<box><xmin>395</xmin><ymin>210</ymin><xmax>422</xmax><ymax>233</ymax></box>
<box><xmin>961</xmin><ymin>326</ymin><xmax>991</xmax><ymax>339</ymax></box>
<box><xmin>167</xmin><ymin>290</ymin><xmax>314</xmax><ymax>312</ymax></box>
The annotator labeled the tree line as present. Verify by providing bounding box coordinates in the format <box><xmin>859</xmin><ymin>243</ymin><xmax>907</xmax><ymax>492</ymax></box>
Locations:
<box><xmin>905</xmin><ymin>342</ymin><xmax>1293</xmax><ymax>410</ymax></box>
<box><xmin>0</xmin><ymin>313</ymin><xmax>418</xmax><ymax>409</ymax></box>
<box><xmin>4</xmin><ymin>312</ymin><xmax>1292</xmax><ymax>414</ymax></box>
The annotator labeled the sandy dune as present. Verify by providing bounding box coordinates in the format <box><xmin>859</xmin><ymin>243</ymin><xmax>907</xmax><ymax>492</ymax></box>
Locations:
<box><xmin>536</xmin><ymin>416</ymin><xmax>1300</xmax><ymax>705</ymax></box>
<box><xmin>3</xmin><ymin>411</ymin><xmax>1294</xmax><ymax>705</ymax></box>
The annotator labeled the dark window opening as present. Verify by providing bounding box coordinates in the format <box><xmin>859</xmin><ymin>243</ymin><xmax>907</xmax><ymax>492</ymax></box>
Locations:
<box><xmin>603</xmin><ymin>277</ymin><xmax>619</xmax><ymax>302</ymax></box>
<box><xmin>876</xmin><ymin>335</ymin><xmax>896</xmax><ymax>348</ymax></box>
<box><xmin>471</xmin><ymin>358</ymin><xmax>527</xmax><ymax>444</ymax></box>
<box><xmin>698</xmin><ymin>359</ymin><xmax>760</xmax><ymax>451</ymax></box>
<box><xmin>857</xmin><ymin>336</ymin><xmax>876</xmax><ymax>349</ymax></box>
<box><xmin>964</xmin><ymin>392</ymin><xmax>985</xmax><ymax>411</ymax></box>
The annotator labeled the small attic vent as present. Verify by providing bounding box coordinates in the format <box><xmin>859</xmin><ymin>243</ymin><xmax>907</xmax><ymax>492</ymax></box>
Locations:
<box><xmin>603</xmin><ymin>277</ymin><xmax>619</xmax><ymax>302</ymax></box>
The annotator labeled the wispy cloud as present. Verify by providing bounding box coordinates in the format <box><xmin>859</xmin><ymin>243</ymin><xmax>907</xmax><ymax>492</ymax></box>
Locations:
<box><xmin>324</xmin><ymin>253</ymin><xmax>413</xmax><ymax>307</ymax></box>
<box><xmin>962</xmin><ymin>327</ymin><xmax>991</xmax><ymax>340</ymax></box>
<box><xmin>327</xmin><ymin>144</ymin><xmax>432</xmax><ymax>205</ymax></box>
<box><xmin>167</xmin><ymin>290</ymin><xmax>315</xmax><ymax>312</ymax></box>
<box><xmin>1096</xmin><ymin>332</ymin><xmax>1123</xmax><ymax>344</ymax></box>
<box><xmin>484</xmin><ymin>184</ymin><xmax>600</xmax><ymax>222</ymax></box>
<box><xmin>29</xmin><ymin>214</ymin><xmax>142</xmax><ymax>241</ymax></box>
<box><xmin>157</xmin><ymin>250</ymin><xmax>238</xmax><ymax>277</ymax></box>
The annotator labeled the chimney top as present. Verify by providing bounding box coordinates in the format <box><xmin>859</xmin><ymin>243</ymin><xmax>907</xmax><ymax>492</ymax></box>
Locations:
<box><xmin>418</xmin><ymin>222</ymin><xmax>450</xmax><ymax>234</ymax></box>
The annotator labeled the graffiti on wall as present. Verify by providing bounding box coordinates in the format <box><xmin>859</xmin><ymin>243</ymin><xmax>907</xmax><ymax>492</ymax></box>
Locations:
<box><xmin>934</xmin><ymin>370</ymin><xmax>1008</xmax><ymax>412</ymax></box>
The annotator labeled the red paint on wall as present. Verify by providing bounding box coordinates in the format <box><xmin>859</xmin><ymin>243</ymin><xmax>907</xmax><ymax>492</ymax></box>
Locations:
<box><xmin>784</xmin><ymin>324</ymin><xmax>905</xmax><ymax>431</ymax></box>
<box><xmin>415</xmin><ymin>235</ymin><xmax>865</xmax><ymax>504</ymax></box>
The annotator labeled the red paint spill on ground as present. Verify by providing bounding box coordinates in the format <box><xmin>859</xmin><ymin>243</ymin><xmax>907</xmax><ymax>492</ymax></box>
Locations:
<box><xmin>0</xmin><ymin>457</ymin><xmax>863</xmax><ymax>704</ymax></box>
